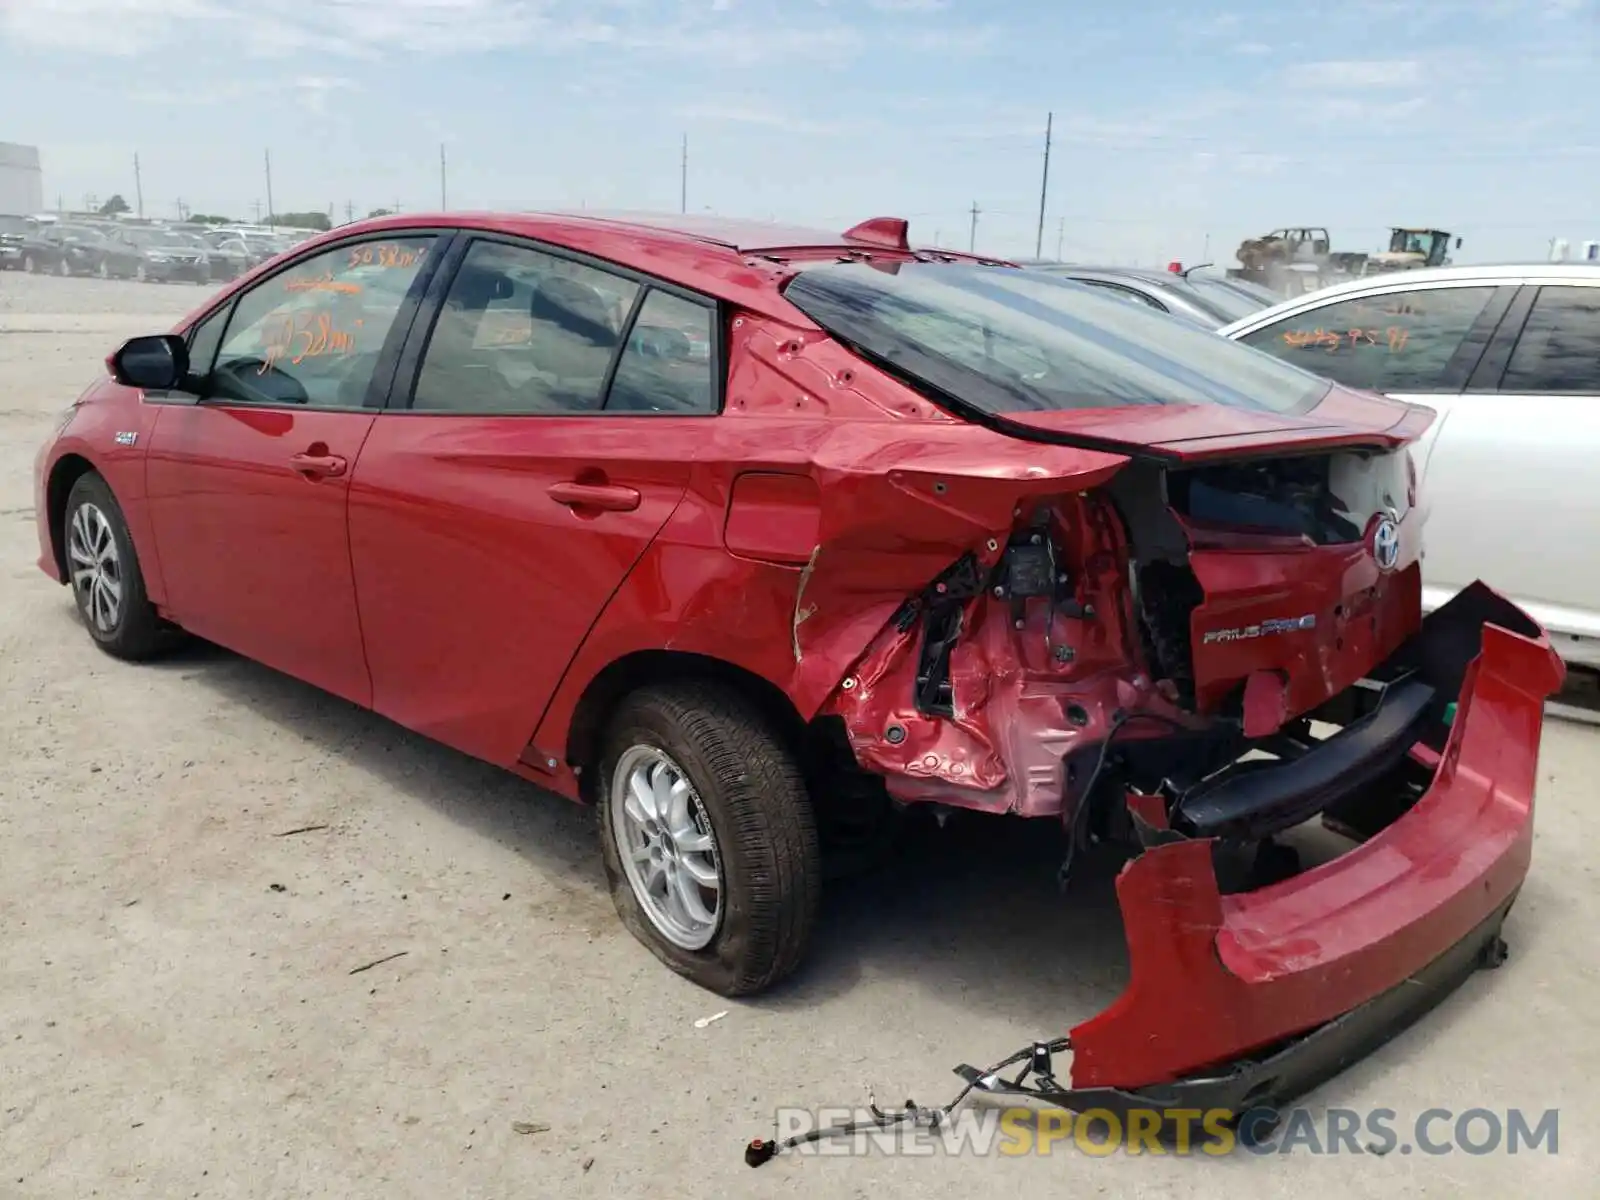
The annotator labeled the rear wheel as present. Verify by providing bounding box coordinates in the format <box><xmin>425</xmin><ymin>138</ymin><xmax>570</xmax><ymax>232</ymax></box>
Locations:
<box><xmin>63</xmin><ymin>473</ymin><xmax>179</xmax><ymax>661</ymax></box>
<box><xmin>597</xmin><ymin>682</ymin><xmax>820</xmax><ymax>996</ymax></box>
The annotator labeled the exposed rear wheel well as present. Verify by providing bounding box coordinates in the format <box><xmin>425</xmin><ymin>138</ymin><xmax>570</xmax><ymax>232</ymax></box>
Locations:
<box><xmin>565</xmin><ymin>651</ymin><xmax>808</xmax><ymax>801</ymax></box>
<box><xmin>46</xmin><ymin>454</ymin><xmax>98</xmax><ymax>580</ymax></box>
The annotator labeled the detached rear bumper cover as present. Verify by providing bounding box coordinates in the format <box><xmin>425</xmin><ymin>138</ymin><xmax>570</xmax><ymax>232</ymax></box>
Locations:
<box><xmin>1068</xmin><ymin>581</ymin><xmax>1564</xmax><ymax>1099</ymax></box>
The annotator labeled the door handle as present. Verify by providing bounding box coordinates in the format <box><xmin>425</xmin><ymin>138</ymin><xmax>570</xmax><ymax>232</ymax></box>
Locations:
<box><xmin>289</xmin><ymin>452</ymin><xmax>348</xmax><ymax>479</ymax></box>
<box><xmin>547</xmin><ymin>481</ymin><xmax>641</xmax><ymax>512</ymax></box>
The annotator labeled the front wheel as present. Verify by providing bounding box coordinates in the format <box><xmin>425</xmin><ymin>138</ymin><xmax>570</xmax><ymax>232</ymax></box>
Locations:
<box><xmin>63</xmin><ymin>473</ymin><xmax>179</xmax><ymax>660</ymax></box>
<box><xmin>597</xmin><ymin>683</ymin><xmax>821</xmax><ymax>996</ymax></box>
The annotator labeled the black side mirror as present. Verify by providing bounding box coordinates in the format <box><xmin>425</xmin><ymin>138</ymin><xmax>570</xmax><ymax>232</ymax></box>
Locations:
<box><xmin>1455</xmin><ymin>237</ymin><xmax>1463</xmax><ymax>249</ymax></box>
<box><xmin>111</xmin><ymin>334</ymin><xmax>188</xmax><ymax>391</ymax></box>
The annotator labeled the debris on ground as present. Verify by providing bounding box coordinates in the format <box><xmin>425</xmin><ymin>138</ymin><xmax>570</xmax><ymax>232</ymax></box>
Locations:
<box><xmin>347</xmin><ymin>951</ymin><xmax>408</xmax><ymax>975</ymax></box>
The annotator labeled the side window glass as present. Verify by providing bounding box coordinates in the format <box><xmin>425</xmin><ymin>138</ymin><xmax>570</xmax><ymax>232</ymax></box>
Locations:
<box><xmin>185</xmin><ymin>303</ymin><xmax>231</xmax><ymax>384</ymax></box>
<box><xmin>412</xmin><ymin>240</ymin><xmax>639</xmax><ymax>413</ymax></box>
<box><xmin>207</xmin><ymin>235</ymin><xmax>434</xmax><ymax>408</ymax></box>
<box><xmin>1239</xmin><ymin>286</ymin><xmax>1496</xmax><ymax>392</ymax></box>
<box><xmin>605</xmin><ymin>290</ymin><xmax>717</xmax><ymax>413</ymax></box>
<box><xmin>1501</xmin><ymin>287</ymin><xmax>1600</xmax><ymax>393</ymax></box>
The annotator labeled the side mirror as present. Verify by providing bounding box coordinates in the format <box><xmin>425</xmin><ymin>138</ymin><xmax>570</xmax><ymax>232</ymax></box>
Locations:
<box><xmin>1455</xmin><ymin>237</ymin><xmax>1463</xmax><ymax>249</ymax></box>
<box><xmin>110</xmin><ymin>334</ymin><xmax>188</xmax><ymax>391</ymax></box>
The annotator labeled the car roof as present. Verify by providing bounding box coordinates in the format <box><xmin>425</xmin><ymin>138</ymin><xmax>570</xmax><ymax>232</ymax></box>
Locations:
<box><xmin>1037</xmin><ymin>264</ymin><xmax>1198</xmax><ymax>287</ymax></box>
<box><xmin>280</xmin><ymin>210</ymin><xmax>1012</xmax><ymax>324</ymax></box>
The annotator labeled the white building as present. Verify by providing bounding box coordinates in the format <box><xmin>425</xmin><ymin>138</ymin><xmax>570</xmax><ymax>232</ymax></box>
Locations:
<box><xmin>0</xmin><ymin>142</ymin><xmax>45</xmax><ymax>216</ymax></box>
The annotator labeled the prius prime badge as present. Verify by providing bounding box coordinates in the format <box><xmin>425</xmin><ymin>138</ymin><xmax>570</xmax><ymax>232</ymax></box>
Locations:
<box><xmin>1370</xmin><ymin>511</ymin><xmax>1400</xmax><ymax>573</ymax></box>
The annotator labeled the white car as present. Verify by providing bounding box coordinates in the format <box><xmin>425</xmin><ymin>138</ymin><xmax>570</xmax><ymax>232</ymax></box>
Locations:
<box><xmin>1219</xmin><ymin>263</ymin><xmax>1600</xmax><ymax>670</ymax></box>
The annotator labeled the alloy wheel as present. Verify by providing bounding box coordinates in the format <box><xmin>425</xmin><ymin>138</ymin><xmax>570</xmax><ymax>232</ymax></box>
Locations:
<box><xmin>67</xmin><ymin>502</ymin><xmax>123</xmax><ymax>634</ymax></box>
<box><xmin>609</xmin><ymin>745</ymin><xmax>723</xmax><ymax>950</ymax></box>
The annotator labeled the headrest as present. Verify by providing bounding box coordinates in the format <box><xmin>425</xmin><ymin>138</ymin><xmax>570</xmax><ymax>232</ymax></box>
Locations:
<box><xmin>530</xmin><ymin>276</ymin><xmax>616</xmax><ymax>345</ymax></box>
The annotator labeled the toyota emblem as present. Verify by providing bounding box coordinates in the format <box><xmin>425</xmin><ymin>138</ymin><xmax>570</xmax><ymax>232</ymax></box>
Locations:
<box><xmin>1370</xmin><ymin>511</ymin><xmax>1400</xmax><ymax>573</ymax></box>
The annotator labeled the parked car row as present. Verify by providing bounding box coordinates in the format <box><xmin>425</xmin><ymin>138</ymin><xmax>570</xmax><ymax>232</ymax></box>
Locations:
<box><xmin>0</xmin><ymin>214</ymin><xmax>309</xmax><ymax>282</ymax></box>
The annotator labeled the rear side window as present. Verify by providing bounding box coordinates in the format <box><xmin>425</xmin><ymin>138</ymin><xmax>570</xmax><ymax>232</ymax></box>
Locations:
<box><xmin>1500</xmin><ymin>286</ymin><xmax>1600</xmax><ymax>393</ymax></box>
<box><xmin>1239</xmin><ymin>285</ymin><xmax>1497</xmax><ymax>393</ymax></box>
<box><xmin>783</xmin><ymin>262</ymin><xmax>1329</xmax><ymax>415</ymax></box>
<box><xmin>605</xmin><ymin>290</ymin><xmax>717</xmax><ymax>413</ymax></box>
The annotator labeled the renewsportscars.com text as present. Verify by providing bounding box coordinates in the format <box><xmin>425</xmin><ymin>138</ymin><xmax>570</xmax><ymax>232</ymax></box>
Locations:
<box><xmin>770</xmin><ymin>1105</ymin><xmax>1560</xmax><ymax>1157</ymax></box>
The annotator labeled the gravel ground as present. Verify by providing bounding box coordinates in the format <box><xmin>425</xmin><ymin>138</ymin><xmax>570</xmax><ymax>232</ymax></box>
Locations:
<box><xmin>2</xmin><ymin>272</ymin><xmax>1597</xmax><ymax>1199</ymax></box>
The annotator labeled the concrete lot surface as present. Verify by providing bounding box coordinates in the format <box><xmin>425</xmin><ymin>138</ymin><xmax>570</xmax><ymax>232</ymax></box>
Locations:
<box><xmin>2</xmin><ymin>273</ymin><xmax>1597</xmax><ymax>1198</ymax></box>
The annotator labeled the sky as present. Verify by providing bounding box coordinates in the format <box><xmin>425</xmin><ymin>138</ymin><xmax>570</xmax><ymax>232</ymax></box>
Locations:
<box><xmin>1</xmin><ymin>0</ymin><xmax>1596</xmax><ymax>265</ymax></box>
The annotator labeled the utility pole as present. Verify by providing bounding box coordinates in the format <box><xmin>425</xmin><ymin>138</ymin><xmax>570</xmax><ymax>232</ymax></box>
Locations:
<box><xmin>133</xmin><ymin>152</ymin><xmax>144</xmax><ymax>218</ymax></box>
<box><xmin>439</xmin><ymin>143</ymin><xmax>447</xmax><ymax>210</ymax></box>
<box><xmin>1203</xmin><ymin>232</ymin><xmax>1211</xmax><ymax>261</ymax></box>
<box><xmin>969</xmin><ymin>201</ymin><xmax>980</xmax><ymax>253</ymax></box>
<box><xmin>1056</xmin><ymin>217</ymin><xmax>1065</xmax><ymax>261</ymax></box>
<box><xmin>346</xmin><ymin>200</ymin><xmax>355</xmax><ymax>224</ymax></box>
<box><xmin>251</xmin><ymin>199</ymin><xmax>263</xmax><ymax>223</ymax></box>
<box><xmin>1034</xmin><ymin>111</ymin><xmax>1052</xmax><ymax>259</ymax></box>
<box><xmin>264</xmin><ymin>149</ymin><xmax>275</xmax><ymax>226</ymax></box>
<box><xmin>934</xmin><ymin>228</ymin><xmax>942</xmax><ymax>247</ymax></box>
<box><xmin>680</xmin><ymin>133</ymin><xmax>688</xmax><ymax>214</ymax></box>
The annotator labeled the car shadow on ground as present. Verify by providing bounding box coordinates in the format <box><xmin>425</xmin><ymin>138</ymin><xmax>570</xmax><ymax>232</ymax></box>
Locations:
<box><xmin>93</xmin><ymin>612</ymin><xmax>1133</xmax><ymax>1031</ymax></box>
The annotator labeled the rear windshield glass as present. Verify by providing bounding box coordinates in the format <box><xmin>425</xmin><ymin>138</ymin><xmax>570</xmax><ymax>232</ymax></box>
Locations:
<box><xmin>1184</xmin><ymin>275</ymin><xmax>1268</xmax><ymax>322</ymax></box>
<box><xmin>782</xmin><ymin>262</ymin><xmax>1329</xmax><ymax>415</ymax></box>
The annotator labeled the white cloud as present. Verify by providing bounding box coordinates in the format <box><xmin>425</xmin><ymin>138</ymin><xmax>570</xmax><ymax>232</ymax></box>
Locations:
<box><xmin>0</xmin><ymin>0</ymin><xmax>860</xmax><ymax>61</ymax></box>
<box><xmin>295</xmin><ymin>76</ymin><xmax>360</xmax><ymax>113</ymax></box>
<box><xmin>674</xmin><ymin>100</ymin><xmax>857</xmax><ymax>135</ymax></box>
<box><xmin>1290</xmin><ymin>59</ymin><xmax>1424</xmax><ymax>88</ymax></box>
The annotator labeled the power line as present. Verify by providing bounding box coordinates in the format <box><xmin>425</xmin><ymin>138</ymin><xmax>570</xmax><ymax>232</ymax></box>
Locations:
<box><xmin>1034</xmin><ymin>111</ymin><xmax>1052</xmax><ymax>259</ymax></box>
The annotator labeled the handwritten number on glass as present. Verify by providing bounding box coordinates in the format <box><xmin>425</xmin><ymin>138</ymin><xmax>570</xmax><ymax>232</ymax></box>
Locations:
<box><xmin>1282</xmin><ymin>326</ymin><xmax>1409</xmax><ymax>353</ymax></box>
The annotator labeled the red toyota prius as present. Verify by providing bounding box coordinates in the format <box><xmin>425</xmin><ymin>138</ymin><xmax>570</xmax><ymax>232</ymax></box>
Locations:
<box><xmin>33</xmin><ymin>210</ymin><xmax>1563</xmax><ymax>1126</ymax></box>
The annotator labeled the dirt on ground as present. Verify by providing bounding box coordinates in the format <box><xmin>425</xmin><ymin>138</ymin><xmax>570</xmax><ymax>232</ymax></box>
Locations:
<box><xmin>2</xmin><ymin>272</ymin><xmax>1597</xmax><ymax>1198</ymax></box>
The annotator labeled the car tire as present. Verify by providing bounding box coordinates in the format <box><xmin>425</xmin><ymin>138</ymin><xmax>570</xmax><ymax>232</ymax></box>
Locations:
<box><xmin>597</xmin><ymin>682</ymin><xmax>821</xmax><ymax>996</ymax></box>
<box><xmin>62</xmin><ymin>473</ymin><xmax>180</xmax><ymax>661</ymax></box>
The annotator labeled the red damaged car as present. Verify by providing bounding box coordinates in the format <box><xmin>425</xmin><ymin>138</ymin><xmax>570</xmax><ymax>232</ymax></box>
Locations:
<box><xmin>33</xmin><ymin>211</ymin><xmax>1563</xmax><ymax>1123</ymax></box>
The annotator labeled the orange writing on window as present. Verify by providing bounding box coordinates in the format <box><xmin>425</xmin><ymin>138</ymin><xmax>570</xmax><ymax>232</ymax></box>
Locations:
<box><xmin>347</xmin><ymin>242</ymin><xmax>425</xmax><ymax>270</ymax></box>
<box><xmin>260</xmin><ymin>312</ymin><xmax>363</xmax><ymax>373</ymax></box>
<box><xmin>284</xmin><ymin>272</ymin><xmax>362</xmax><ymax>295</ymax></box>
<box><xmin>1282</xmin><ymin>325</ymin><xmax>1411</xmax><ymax>353</ymax></box>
